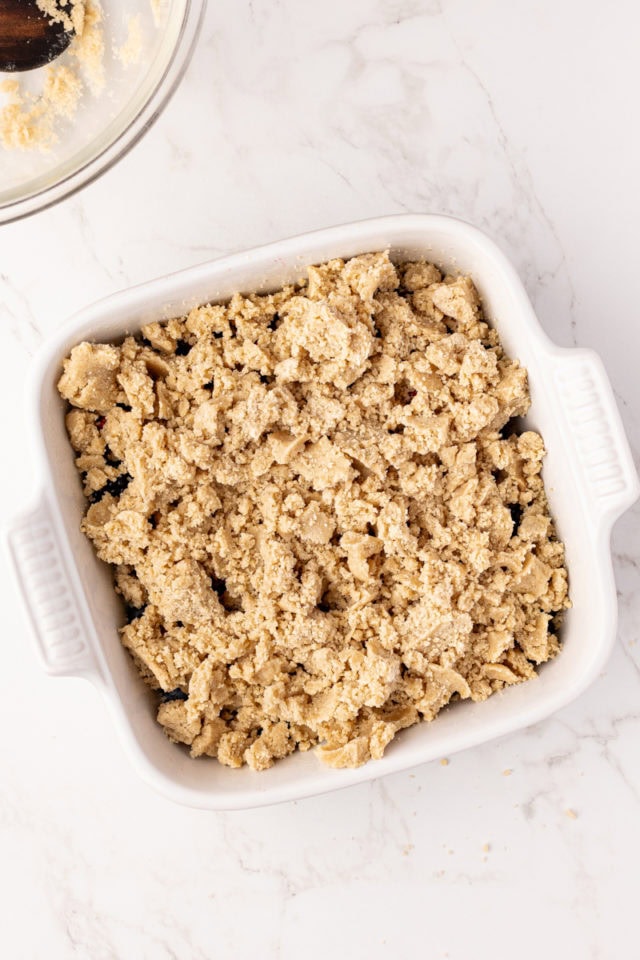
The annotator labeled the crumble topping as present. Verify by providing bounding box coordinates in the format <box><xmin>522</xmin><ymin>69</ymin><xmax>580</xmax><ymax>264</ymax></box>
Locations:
<box><xmin>58</xmin><ymin>252</ymin><xmax>569</xmax><ymax>770</ymax></box>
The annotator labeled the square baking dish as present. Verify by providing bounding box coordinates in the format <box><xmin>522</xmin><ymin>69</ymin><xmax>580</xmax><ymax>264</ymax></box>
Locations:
<box><xmin>6</xmin><ymin>214</ymin><xmax>639</xmax><ymax>809</ymax></box>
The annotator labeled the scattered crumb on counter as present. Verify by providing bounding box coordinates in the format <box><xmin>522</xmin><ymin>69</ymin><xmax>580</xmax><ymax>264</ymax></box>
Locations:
<box><xmin>482</xmin><ymin>843</ymin><xmax>491</xmax><ymax>853</ymax></box>
<box><xmin>503</xmin><ymin>768</ymin><xmax>513</xmax><ymax>777</ymax></box>
<box><xmin>440</xmin><ymin>758</ymin><xmax>449</xmax><ymax>766</ymax></box>
<box><xmin>565</xmin><ymin>808</ymin><xmax>578</xmax><ymax>819</ymax></box>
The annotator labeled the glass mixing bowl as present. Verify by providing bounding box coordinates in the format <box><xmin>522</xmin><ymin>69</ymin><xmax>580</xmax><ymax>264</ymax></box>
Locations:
<box><xmin>0</xmin><ymin>0</ymin><xmax>205</xmax><ymax>224</ymax></box>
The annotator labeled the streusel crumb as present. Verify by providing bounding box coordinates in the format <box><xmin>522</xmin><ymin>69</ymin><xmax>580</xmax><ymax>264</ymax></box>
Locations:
<box><xmin>58</xmin><ymin>252</ymin><xmax>569</xmax><ymax>770</ymax></box>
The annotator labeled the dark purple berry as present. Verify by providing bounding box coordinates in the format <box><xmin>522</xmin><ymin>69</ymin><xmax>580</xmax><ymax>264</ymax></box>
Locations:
<box><xmin>159</xmin><ymin>688</ymin><xmax>188</xmax><ymax>703</ymax></box>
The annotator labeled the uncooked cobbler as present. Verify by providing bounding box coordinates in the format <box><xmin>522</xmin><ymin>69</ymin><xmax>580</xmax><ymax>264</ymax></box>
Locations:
<box><xmin>58</xmin><ymin>252</ymin><xmax>570</xmax><ymax>770</ymax></box>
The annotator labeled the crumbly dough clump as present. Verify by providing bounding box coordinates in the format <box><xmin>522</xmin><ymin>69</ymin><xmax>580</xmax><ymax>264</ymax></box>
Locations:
<box><xmin>114</xmin><ymin>15</ymin><xmax>143</xmax><ymax>68</ymax></box>
<box><xmin>36</xmin><ymin>0</ymin><xmax>85</xmax><ymax>35</ymax></box>
<box><xmin>58</xmin><ymin>253</ymin><xmax>570</xmax><ymax>771</ymax></box>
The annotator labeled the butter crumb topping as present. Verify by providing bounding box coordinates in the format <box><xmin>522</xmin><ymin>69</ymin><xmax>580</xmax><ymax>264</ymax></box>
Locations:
<box><xmin>58</xmin><ymin>253</ymin><xmax>570</xmax><ymax>770</ymax></box>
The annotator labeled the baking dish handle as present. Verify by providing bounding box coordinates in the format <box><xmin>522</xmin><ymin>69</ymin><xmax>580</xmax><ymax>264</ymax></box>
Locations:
<box><xmin>5</xmin><ymin>494</ymin><xmax>102</xmax><ymax>679</ymax></box>
<box><xmin>553</xmin><ymin>348</ymin><xmax>640</xmax><ymax>526</ymax></box>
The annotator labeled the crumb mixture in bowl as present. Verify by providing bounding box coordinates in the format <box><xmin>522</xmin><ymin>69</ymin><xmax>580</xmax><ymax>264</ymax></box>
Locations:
<box><xmin>0</xmin><ymin>0</ymin><xmax>196</xmax><ymax>224</ymax></box>
<box><xmin>0</xmin><ymin>0</ymin><xmax>155</xmax><ymax>151</ymax></box>
<box><xmin>2</xmin><ymin>1</ymin><xmax>107</xmax><ymax>151</ymax></box>
<box><xmin>57</xmin><ymin>252</ymin><xmax>570</xmax><ymax>770</ymax></box>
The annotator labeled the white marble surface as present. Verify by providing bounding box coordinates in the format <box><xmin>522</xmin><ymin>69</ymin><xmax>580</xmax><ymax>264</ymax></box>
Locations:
<box><xmin>1</xmin><ymin>1</ymin><xmax>639</xmax><ymax>957</ymax></box>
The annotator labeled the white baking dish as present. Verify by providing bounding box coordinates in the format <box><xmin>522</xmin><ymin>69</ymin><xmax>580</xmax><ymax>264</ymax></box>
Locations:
<box><xmin>6</xmin><ymin>215</ymin><xmax>639</xmax><ymax>810</ymax></box>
